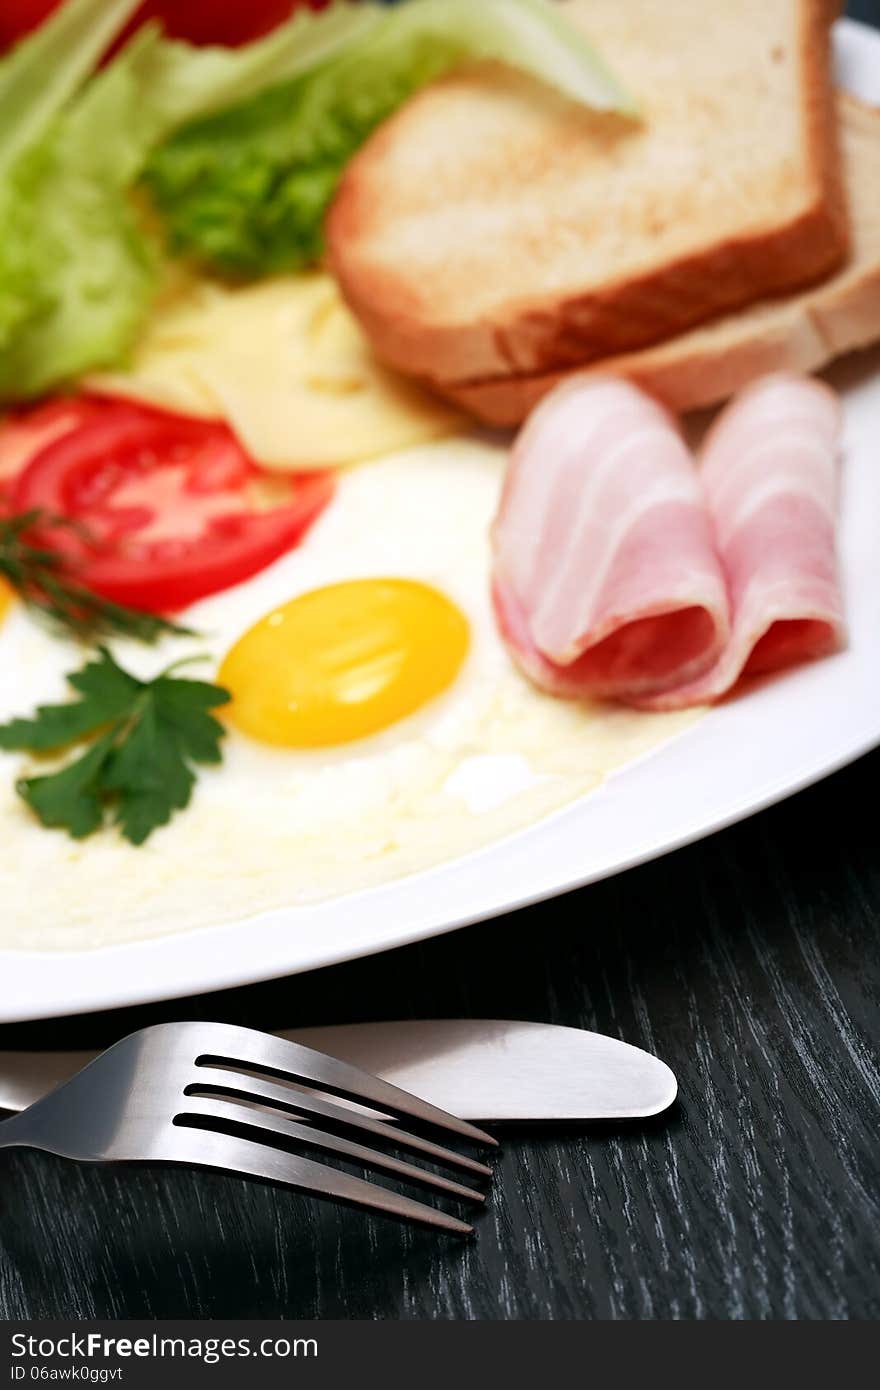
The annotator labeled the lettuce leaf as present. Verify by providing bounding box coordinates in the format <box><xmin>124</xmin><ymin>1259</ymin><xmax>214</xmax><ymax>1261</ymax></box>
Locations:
<box><xmin>0</xmin><ymin>0</ymin><xmax>382</xmax><ymax>402</ymax></box>
<box><xmin>145</xmin><ymin>0</ymin><xmax>636</xmax><ymax>278</ymax></box>
<box><xmin>0</xmin><ymin>0</ymin><xmax>143</xmax><ymax>363</ymax></box>
<box><xmin>0</xmin><ymin>0</ymin><xmax>142</xmax><ymax>178</ymax></box>
<box><xmin>0</xmin><ymin>29</ymin><xmax>163</xmax><ymax>399</ymax></box>
<box><xmin>369</xmin><ymin>0</ymin><xmax>635</xmax><ymax>116</ymax></box>
<box><xmin>143</xmin><ymin>32</ymin><xmax>453</xmax><ymax>275</ymax></box>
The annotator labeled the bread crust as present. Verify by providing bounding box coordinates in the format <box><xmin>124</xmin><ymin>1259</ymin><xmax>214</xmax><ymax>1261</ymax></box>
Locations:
<box><xmin>442</xmin><ymin>318</ymin><xmax>830</xmax><ymax>424</ymax></box>
<box><xmin>439</xmin><ymin>96</ymin><xmax>880</xmax><ymax>425</ymax></box>
<box><xmin>328</xmin><ymin>0</ymin><xmax>848</xmax><ymax>385</ymax></box>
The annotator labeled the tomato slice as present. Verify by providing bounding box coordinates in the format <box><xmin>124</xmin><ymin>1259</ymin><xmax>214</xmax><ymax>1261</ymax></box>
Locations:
<box><xmin>11</xmin><ymin>399</ymin><xmax>334</xmax><ymax>613</ymax></box>
<box><xmin>0</xmin><ymin>396</ymin><xmax>104</xmax><ymax>508</ymax></box>
<box><xmin>1</xmin><ymin>2</ymin><xmax>327</xmax><ymax>54</ymax></box>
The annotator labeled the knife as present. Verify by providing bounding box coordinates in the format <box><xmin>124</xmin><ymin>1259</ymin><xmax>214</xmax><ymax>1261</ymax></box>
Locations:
<box><xmin>0</xmin><ymin>1019</ymin><xmax>676</xmax><ymax>1121</ymax></box>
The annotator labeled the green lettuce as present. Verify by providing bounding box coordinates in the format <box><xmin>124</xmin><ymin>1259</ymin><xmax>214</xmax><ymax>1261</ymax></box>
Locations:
<box><xmin>0</xmin><ymin>0</ymin><xmax>383</xmax><ymax>402</ymax></box>
<box><xmin>143</xmin><ymin>32</ymin><xmax>454</xmax><ymax>276</ymax></box>
<box><xmin>0</xmin><ymin>0</ymin><xmax>142</xmax><ymax>178</ymax></box>
<box><xmin>0</xmin><ymin>29</ymin><xmax>162</xmax><ymax>399</ymax></box>
<box><xmin>145</xmin><ymin>0</ymin><xmax>636</xmax><ymax>277</ymax></box>
<box><xmin>0</xmin><ymin>0</ymin><xmax>143</xmax><ymax>361</ymax></box>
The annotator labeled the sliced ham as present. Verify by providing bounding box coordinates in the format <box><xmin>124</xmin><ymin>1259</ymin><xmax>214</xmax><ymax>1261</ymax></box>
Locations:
<box><xmin>492</xmin><ymin>376</ymin><xmax>730</xmax><ymax>699</ymax></box>
<box><xmin>634</xmin><ymin>373</ymin><xmax>845</xmax><ymax>709</ymax></box>
<box><xmin>492</xmin><ymin>372</ymin><xmax>845</xmax><ymax>710</ymax></box>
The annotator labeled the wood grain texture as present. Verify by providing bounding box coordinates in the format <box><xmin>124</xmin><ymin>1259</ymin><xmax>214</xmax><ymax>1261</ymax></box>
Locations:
<box><xmin>1</xmin><ymin>742</ymin><xmax>878</xmax><ymax>1321</ymax></box>
<box><xmin>0</xmin><ymin>0</ymin><xmax>879</xmax><ymax>1323</ymax></box>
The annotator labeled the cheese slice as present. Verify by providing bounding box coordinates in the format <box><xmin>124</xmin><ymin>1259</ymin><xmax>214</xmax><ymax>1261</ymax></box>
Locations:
<box><xmin>90</xmin><ymin>272</ymin><xmax>463</xmax><ymax>470</ymax></box>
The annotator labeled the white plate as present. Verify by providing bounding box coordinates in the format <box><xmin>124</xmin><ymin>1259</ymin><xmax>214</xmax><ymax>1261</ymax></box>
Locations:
<box><xmin>2</xmin><ymin>20</ymin><xmax>878</xmax><ymax>1023</ymax></box>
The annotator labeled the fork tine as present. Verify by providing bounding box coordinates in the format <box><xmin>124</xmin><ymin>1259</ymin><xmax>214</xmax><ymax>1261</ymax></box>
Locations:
<box><xmin>178</xmin><ymin>1096</ymin><xmax>486</xmax><ymax>1203</ymax></box>
<box><xmin>189</xmin><ymin>1068</ymin><xmax>494</xmax><ymax>1177</ymax></box>
<box><xmin>166</xmin><ymin>1126</ymin><xmax>474</xmax><ymax>1235</ymax></box>
<box><xmin>192</xmin><ymin>1023</ymin><xmax>497</xmax><ymax>1147</ymax></box>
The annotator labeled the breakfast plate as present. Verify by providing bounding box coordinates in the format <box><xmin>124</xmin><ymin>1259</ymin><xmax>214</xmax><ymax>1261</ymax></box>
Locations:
<box><xmin>3</xmin><ymin>340</ymin><xmax>878</xmax><ymax>1023</ymax></box>
<box><xmin>1</xmin><ymin>16</ymin><xmax>878</xmax><ymax>1022</ymax></box>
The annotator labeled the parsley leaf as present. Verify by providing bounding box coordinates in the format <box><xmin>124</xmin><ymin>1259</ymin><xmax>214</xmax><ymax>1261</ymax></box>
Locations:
<box><xmin>21</xmin><ymin>731</ymin><xmax>118</xmax><ymax>841</ymax></box>
<box><xmin>0</xmin><ymin>646</ymin><xmax>230</xmax><ymax>845</ymax></box>
<box><xmin>0</xmin><ymin>651</ymin><xmax>140</xmax><ymax>751</ymax></box>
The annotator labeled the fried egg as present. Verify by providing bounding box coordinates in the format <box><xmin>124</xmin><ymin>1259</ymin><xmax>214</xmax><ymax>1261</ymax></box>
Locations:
<box><xmin>0</xmin><ymin>438</ymin><xmax>700</xmax><ymax>950</ymax></box>
<box><xmin>220</xmin><ymin>579</ymin><xmax>471</xmax><ymax>748</ymax></box>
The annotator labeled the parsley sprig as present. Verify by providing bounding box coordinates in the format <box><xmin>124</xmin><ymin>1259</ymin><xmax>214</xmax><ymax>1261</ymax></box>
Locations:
<box><xmin>0</xmin><ymin>647</ymin><xmax>230</xmax><ymax>845</ymax></box>
<box><xmin>0</xmin><ymin>511</ymin><xmax>190</xmax><ymax>644</ymax></box>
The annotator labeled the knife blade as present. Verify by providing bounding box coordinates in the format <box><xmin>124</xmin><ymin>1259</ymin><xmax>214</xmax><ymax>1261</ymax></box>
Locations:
<box><xmin>0</xmin><ymin>1019</ymin><xmax>677</xmax><ymax>1121</ymax></box>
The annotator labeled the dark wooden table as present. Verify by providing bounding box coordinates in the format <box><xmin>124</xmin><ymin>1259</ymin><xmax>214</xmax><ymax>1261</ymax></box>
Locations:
<box><xmin>1</xmin><ymin>0</ymin><xmax>879</xmax><ymax>1327</ymax></box>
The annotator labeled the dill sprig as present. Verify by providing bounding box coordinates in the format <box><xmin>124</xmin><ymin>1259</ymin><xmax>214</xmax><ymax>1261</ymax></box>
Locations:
<box><xmin>0</xmin><ymin>510</ymin><xmax>191</xmax><ymax>644</ymax></box>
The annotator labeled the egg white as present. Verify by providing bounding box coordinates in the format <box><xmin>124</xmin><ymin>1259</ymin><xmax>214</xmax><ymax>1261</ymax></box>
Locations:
<box><xmin>0</xmin><ymin>438</ymin><xmax>700</xmax><ymax>950</ymax></box>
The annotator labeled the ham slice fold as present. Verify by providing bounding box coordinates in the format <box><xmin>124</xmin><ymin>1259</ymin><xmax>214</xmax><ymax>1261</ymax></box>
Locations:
<box><xmin>492</xmin><ymin>373</ymin><xmax>845</xmax><ymax>709</ymax></box>
<box><xmin>492</xmin><ymin>377</ymin><xmax>731</xmax><ymax>700</ymax></box>
<box><xmin>635</xmin><ymin>374</ymin><xmax>845</xmax><ymax>709</ymax></box>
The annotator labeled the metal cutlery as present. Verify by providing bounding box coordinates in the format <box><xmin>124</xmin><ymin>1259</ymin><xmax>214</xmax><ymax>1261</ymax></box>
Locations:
<box><xmin>0</xmin><ymin>1021</ymin><xmax>496</xmax><ymax>1235</ymax></box>
<box><xmin>0</xmin><ymin>1019</ymin><xmax>678</xmax><ymax>1121</ymax></box>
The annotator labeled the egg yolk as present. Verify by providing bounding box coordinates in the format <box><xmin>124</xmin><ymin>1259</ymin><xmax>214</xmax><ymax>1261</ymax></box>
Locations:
<box><xmin>0</xmin><ymin>579</ymin><xmax>12</xmax><ymax>627</ymax></box>
<box><xmin>219</xmin><ymin>579</ymin><xmax>470</xmax><ymax>748</ymax></box>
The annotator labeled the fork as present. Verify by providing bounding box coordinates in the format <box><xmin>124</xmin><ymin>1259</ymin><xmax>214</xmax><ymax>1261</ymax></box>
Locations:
<box><xmin>0</xmin><ymin>1021</ymin><xmax>497</xmax><ymax>1235</ymax></box>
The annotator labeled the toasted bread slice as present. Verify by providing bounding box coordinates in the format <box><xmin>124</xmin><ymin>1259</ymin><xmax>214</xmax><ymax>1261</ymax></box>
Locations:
<box><xmin>445</xmin><ymin>94</ymin><xmax>880</xmax><ymax>425</ymax></box>
<box><xmin>328</xmin><ymin>0</ymin><xmax>847</xmax><ymax>385</ymax></box>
